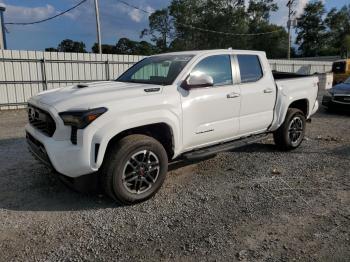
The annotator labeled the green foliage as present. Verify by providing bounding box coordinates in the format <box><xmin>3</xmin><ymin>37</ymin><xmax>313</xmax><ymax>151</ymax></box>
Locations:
<box><xmin>45</xmin><ymin>47</ymin><xmax>58</xmax><ymax>52</ymax></box>
<box><xmin>91</xmin><ymin>38</ymin><xmax>158</xmax><ymax>55</ymax></box>
<box><xmin>247</xmin><ymin>0</ymin><xmax>278</xmax><ymax>23</ymax></box>
<box><xmin>115</xmin><ymin>38</ymin><xmax>158</xmax><ymax>55</ymax></box>
<box><xmin>295</xmin><ymin>1</ymin><xmax>327</xmax><ymax>57</ymax></box>
<box><xmin>325</xmin><ymin>5</ymin><xmax>350</xmax><ymax>57</ymax></box>
<box><xmin>57</xmin><ymin>39</ymin><xmax>87</xmax><ymax>53</ymax></box>
<box><xmin>48</xmin><ymin>1</ymin><xmax>350</xmax><ymax>58</ymax></box>
<box><xmin>92</xmin><ymin>43</ymin><xmax>118</xmax><ymax>54</ymax></box>
<box><xmin>141</xmin><ymin>8</ymin><xmax>173</xmax><ymax>52</ymax></box>
<box><xmin>143</xmin><ymin>0</ymin><xmax>288</xmax><ymax>58</ymax></box>
<box><xmin>296</xmin><ymin>2</ymin><xmax>350</xmax><ymax>57</ymax></box>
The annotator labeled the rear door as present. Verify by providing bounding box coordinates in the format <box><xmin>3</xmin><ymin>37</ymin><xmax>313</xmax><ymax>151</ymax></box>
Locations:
<box><xmin>236</xmin><ymin>54</ymin><xmax>276</xmax><ymax>135</ymax></box>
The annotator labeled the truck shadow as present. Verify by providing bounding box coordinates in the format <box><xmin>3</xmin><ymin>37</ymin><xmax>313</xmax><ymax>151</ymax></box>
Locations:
<box><xmin>1</xmin><ymin>137</ymin><xmax>348</xmax><ymax>212</ymax></box>
<box><xmin>0</xmin><ymin>137</ymin><xmax>119</xmax><ymax>212</ymax></box>
<box><xmin>0</xmin><ymin>137</ymin><xmax>214</xmax><ymax>212</ymax></box>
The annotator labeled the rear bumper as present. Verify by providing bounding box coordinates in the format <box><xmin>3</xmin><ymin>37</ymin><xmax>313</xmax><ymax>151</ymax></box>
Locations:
<box><xmin>310</xmin><ymin>100</ymin><xmax>319</xmax><ymax>117</ymax></box>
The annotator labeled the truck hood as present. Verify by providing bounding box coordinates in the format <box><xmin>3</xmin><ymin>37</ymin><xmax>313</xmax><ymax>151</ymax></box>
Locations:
<box><xmin>29</xmin><ymin>81</ymin><xmax>163</xmax><ymax>112</ymax></box>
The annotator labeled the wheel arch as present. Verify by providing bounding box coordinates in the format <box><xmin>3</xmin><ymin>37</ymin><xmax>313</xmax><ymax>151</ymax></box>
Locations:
<box><xmin>106</xmin><ymin>123</ymin><xmax>174</xmax><ymax>158</ymax></box>
<box><xmin>94</xmin><ymin>121</ymin><xmax>177</xmax><ymax>170</ymax></box>
<box><xmin>288</xmin><ymin>99</ymin><xmax>309</xmax><ymax>116</ymax></box>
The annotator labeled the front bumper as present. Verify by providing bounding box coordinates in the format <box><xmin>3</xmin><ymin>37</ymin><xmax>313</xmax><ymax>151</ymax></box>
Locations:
<box><xmin>322</xmin><ymin>95</ymin><xmax>350</xmax><ymax>109</ymax></box>
<box><xmin>25</xmin><ymin>124</ymin><xmax>97</xmax><ymax>178</ymax></box>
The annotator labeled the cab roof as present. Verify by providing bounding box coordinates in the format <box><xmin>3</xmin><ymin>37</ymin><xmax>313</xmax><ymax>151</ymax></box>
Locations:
<box><xmin>152</xmin><ymin>49</ymin><xmax>266</xmax><ymax>57</ymax></box>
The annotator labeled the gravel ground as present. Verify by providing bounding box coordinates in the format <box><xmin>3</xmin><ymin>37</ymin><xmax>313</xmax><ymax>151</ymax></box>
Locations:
<box><xmin>0</xmin><ymin>106</ymin><xmax>349</xmax><ymax>261</ymax></box>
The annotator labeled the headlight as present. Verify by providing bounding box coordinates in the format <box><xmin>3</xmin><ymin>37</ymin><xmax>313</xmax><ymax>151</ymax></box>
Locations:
<box><xmin>59</xmin><ymin>107</ymin><xmax>107</xmax><ymax>129</ymax></box>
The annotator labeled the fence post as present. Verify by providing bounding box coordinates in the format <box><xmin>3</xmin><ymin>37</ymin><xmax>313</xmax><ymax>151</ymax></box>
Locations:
<box><xmin>105</xmin><ymin>60</ymin><xmax>110</xmax><ymax>80</ymax></box>
<box><xmin>41</xmin><ymin>58</ymin><xmax>48</xmax><ymax>91</ymax></box>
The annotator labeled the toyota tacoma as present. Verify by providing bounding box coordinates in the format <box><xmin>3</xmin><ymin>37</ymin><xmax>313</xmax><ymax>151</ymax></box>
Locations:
<box><xmin>26</xmin><ymin>50</ymin><xmax>319</xmax><ymax>204</ymax></box>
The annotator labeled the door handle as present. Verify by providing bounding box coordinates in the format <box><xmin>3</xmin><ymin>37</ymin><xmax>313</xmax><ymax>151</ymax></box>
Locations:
<box><xmin>227</xmin><ymin>93</ymin><xmax>240</xmax><ymax>99</ymax></box>
<box><xmin>264</xmin><ymin>88</ymin><xmax>273</xmax><ymax>94</ymax></box>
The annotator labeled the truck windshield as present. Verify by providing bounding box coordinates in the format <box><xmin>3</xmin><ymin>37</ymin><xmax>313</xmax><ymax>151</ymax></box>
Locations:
<box><xmin>117</xmin><ymin>55</ymin><xmax>194</xmax><ymax>86</ymax></box>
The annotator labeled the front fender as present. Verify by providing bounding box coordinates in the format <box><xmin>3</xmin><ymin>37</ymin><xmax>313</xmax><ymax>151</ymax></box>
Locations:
<box><xmin>91</xmin><ymin>109</ymin><xmax>181</xmax><ymax>169</ymax></box>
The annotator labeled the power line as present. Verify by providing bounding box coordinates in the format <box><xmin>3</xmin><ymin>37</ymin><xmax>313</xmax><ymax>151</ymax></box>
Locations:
<box><xmin>115</xmin><ymin>0</ymin><xmax>284</xmax><ymax>36</ymax></box>
<box><xmin>5</xmin><ymin>0</ymin><xmax>88</xmax><ymax>25</ymax></box>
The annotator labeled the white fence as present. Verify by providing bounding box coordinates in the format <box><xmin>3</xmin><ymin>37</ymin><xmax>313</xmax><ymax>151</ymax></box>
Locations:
<box><xmin>0</xmin><ymin>49</ymin><xmax>333</xmax><ymax>110</ymax></box>
<box><xmin>269</xmin><ymin>59</ymin><xmax>333</xmax><ymax>74</ymax></box>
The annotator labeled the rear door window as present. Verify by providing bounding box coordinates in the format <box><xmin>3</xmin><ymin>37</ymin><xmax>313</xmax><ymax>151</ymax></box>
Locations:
<box><xmin>237</xmin><ymin>55</ymin><xmax>263</xmax><ymax>83</ymax></box>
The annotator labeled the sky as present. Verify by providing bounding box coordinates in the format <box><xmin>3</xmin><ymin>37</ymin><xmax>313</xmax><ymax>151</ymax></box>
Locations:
<box><xmin>0</xmin><ymin>0</ymin><xmax>349</xmax><ymax>51</ymax></box>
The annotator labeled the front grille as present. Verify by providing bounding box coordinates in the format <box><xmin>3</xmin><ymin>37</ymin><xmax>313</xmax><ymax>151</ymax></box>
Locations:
<box><xmin>26</xmin><ymin>132</ymin><xmax>52</xmax><ymax>167</ymax></box>
<box><xmin>333</xmin><ymin>96</ymin><xmax>350</xmax><ymax>104</ymax></box>
<box><xmin>28</xmin><ymin>105</ymin><xmax>56</xmax><ymax>137</ymax></box>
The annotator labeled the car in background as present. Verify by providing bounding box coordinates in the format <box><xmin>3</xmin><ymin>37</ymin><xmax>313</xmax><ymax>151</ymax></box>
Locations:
<box><xmin>332</xmin><ymin>59</ymin><xmax>350</xmax><ymax>85</ymax></box>
<box><xmin>323</xmin><ymin>76</ymin><xmax>350</xmax><ymax>111</ymax></box>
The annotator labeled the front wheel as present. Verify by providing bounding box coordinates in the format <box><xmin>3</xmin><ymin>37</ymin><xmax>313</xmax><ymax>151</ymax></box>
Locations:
<box><xmin>100</xmin><ymin>134</ymin><xmax>168</xmax><ymax>205</ymax></box>
<box><xmin>273</xmin><ymin>108</ymin><xmax>306</xmax><ymax>151</ymax></box>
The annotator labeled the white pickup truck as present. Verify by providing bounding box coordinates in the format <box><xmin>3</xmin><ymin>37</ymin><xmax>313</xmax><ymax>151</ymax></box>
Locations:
<box><xmin>26</xmin><ymin>49</ymin><xmax>319</xmax><ymax>204</ymax></box>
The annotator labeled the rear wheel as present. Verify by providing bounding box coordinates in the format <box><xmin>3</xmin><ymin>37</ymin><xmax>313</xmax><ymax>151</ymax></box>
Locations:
<box><xmin>273</xmin><ymin>108</ymin><xmax>306</xmax><ymax>151</ymax></box>
<box><xmin>101</xmin><ymin>134</ymin><xmax>168</xmax><ymax>205</ymax></box>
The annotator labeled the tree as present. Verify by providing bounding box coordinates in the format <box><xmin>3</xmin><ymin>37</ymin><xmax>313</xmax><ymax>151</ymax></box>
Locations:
<box><xmin>57</xmin><ymin>39</ymin><xmax>87</xmax><ymax>53</ymax></box>
<box><xmin>115</xmin><ymin>38</ymin><xmax>138</xmax><ymax>54</ymax></box>
<box><xmin>45</xmin><ymin>47</ymin><xmax>58</xmax><ymax>52</ymax></box>
<box><xmin>343</xmin><ymin>35</ymin><xmax>350</xmax><ymax>58</ymax></box>
<box><xmin>156</xmin><ymin>0</ymin><xmax>287</xmax><ymax>57</ymax></box>
<box><xmin>325</xmin><ymin>5</ymin><xmax>350</xmax><ymax>57</ymax></box>
<box><xmin>141</xmin><ymin>8</ymin><xmax>173</xmax><ymax>52</ymax></box>
<box><xmin>133</xmin><ymin>41</ymin><xmax>158</xmax><ymax>56</ymax></box>
<box><xmin>114</xmin><ymin>38</ymin><xmax>158</xmax><ymax>55</ymax></box>
<box><xmin>92</xmin><ymin>43</ymin><xmax>117</xmax><ymax>54</ymax></box>
<box><xmin>295</xmin><ymin>1</ymin><xmax>327</xmax><ymax>57</ymax></box>
<box><xmin>247</xmin><ymin>0</ymin><xmax>278</xmax><ymax>24</ymax></box>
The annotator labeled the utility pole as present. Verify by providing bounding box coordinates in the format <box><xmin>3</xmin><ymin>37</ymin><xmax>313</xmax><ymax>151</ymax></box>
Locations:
<box><xmin>0</xmin><ymin>3</ymin><xmax>6</xmax><ymax>50</ymax></box>
<box><xmin>94</xmin><ymin>0</ymin><xmax>102</xmax><ymax>54</ymax></box>
<box><xmin>287</xmin><ymin>0</ymin><xmax>296</xmax><ymax>60</ymax></box>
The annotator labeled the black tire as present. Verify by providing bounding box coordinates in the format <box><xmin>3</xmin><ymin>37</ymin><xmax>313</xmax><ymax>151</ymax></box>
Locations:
<box><xmin>273</xmin><ymin>108</ymin><xmax>306</xmax><ymax>151</ymax></box>
<box><xmin>100</xmin><ymin>134</ymin><xmax>168</xmax><ymax>205</ymax></box>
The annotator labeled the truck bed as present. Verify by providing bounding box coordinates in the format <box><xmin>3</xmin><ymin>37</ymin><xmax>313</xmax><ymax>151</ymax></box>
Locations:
<box><xmin>272</xmin><ymin>71</ymin><xmax>312</xmax><ymax>80</ymax></box>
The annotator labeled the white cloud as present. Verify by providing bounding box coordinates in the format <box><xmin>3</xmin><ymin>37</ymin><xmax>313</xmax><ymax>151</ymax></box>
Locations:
<box><xmin>271</xmin><ymin>0</ymin><xmax>326</xmax><ymax>27</ymax></box>
<box><xmin>129</xmin><ymin>9</ymin><xmax>143</xmax><ymax>22</ymax></box>
<box><xmin>4</xmin><ymin>4</ymin><xmax>56</xmax><ymax>22</ymax></box>
<box><xmin>112</xmin><ymin>3</ymin><xmax>154</xmax><ymax>23</ymax></box>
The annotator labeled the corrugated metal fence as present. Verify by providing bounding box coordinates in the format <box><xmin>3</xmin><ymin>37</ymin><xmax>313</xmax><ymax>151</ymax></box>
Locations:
<box><xmin>0</xmin><ymin>50</ymin><xmax>333</xmax><ymax>110</ymax></box>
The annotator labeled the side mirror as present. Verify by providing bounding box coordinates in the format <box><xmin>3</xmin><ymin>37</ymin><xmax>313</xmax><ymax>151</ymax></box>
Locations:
<box><xmin>181</xmin><ymin>74</ymin><xmax>214</xmax><ymax>90</ymax></box>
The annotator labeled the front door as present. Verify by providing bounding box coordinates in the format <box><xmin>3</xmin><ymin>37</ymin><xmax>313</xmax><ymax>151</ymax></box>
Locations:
<box><xmin>180</xmin><ymin>55</ymin><xmax>241</xmax><ymax>151</ymax></box>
